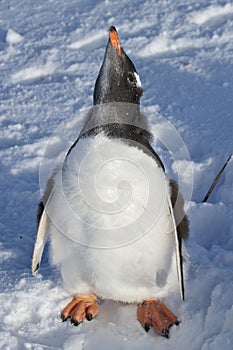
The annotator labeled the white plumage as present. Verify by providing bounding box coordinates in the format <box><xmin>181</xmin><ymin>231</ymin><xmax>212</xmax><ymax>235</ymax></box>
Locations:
<box><xmin>46</xmin><ymin>133</ymin><xmax>179</xmax><ymax>303</ymax></box>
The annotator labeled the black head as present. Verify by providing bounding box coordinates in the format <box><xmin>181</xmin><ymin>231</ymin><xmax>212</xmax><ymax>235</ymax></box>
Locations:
<box><xmin>94</xmin><ymin>26</ymin><xmax>143</xmax><ymax>105</ymax></box>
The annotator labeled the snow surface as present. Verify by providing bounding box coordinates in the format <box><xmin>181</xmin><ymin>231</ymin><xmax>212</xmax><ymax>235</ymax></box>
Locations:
<box><xmin>0</xmin><ymin>0</ymin><xmax>233</xmax><ymax>349</ymax></box>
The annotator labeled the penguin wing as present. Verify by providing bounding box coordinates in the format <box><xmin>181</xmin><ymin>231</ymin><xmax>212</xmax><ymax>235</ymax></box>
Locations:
<box><xmin>32</xmin><ymin>207</ymin><xmax>49</xmax><ymax>274</ymax></box>
<box><xmin>32</xmin><ymin>170</ymin><xmax>57</xmax><ymax>274</ymax></box>
<box><xmin>167</xmin><ymin>195</ymin><xmax>185</xmax><ymax>301</ymax></box>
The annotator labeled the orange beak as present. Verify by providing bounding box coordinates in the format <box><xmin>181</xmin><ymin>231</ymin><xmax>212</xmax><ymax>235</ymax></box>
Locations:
<box><xmin>109</xmin><ymin>26</ymin><xmax>122</xmax><ymax>57</ymax></box>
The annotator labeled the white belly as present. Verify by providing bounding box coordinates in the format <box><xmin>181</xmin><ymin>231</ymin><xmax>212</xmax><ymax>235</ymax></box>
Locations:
<box><xmin>48</xmin><ymin>134</ymin><xmax>177</xmax><ymax>302</ymax></box>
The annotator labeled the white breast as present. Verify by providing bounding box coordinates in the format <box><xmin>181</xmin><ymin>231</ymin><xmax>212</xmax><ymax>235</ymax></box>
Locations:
<box><xmin>48</xmin><ymin>134</ymin><xmax>178</xmax><ymax>302</ymax></box>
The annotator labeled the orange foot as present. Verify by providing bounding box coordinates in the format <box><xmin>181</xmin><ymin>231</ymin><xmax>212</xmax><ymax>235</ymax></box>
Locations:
<box><xmin>137</xmin><ymin>298</ymin><xmax>180</xmax><ymax>338</ymax></box>
<box><xmin>61</xmin><ymin>294</ymin><xmax>98</xmax><ymax>326</ymax></box>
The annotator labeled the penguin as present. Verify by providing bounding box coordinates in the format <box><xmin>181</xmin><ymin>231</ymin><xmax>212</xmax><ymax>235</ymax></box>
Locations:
<box><xmin>32</xmin><ymin>26</ymin><xmax>189</xmax><ymax>338</ymax></box>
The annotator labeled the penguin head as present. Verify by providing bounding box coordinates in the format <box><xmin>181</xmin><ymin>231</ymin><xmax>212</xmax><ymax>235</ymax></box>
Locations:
<box><xmin>94</xmin><ymin>26</ymin><xmax>143</xmax><ymax>105</ymax></box>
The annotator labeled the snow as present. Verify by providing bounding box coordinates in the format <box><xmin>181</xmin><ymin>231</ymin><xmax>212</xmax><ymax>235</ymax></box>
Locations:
<box><xmin>191</xmin><ymin>4</ymin><xmax>233</xmax><ymax>26</ymax></box>
<box><xmin>0</xmin><ymin>0</ymin><xmax>233</xmax><ymax>349</ymax></box>
<box><xmin>69</xmin><ymin>29</ymin><xmax>106</xmax><ymax>49</ymax></box>
<box><xmin>6</xmin><ymin>29</ymin><xmax>23</xmax><ymax>45</ymax></box>
<box><xmin>11</xmin><ymin>61</ymin><xmax>58</xmax><ymax>84</ymax></box>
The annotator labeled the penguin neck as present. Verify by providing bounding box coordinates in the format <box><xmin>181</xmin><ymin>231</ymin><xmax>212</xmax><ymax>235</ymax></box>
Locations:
<box><xmin>80</xmin><ymin>102</ymin><xmax>147</xmax><ymax>138</ymax></box>
<box><xmin>94</xmin><ymin>101</ymin><xmax>141</xmax><ymax>126</ymax></box>
<box><xmin>75</xmin><ymin>102</ymin><xmax>165</xmax><ymax>171</ymax></box>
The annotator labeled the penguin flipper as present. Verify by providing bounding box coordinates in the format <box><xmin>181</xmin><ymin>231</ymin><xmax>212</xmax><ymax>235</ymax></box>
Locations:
<box><xmin>32</xmin><ymin>170</ymin><xmax>58</xmax><ymax>274</ymax></box>
<box><xmin>32</xmin><ymin>208</ymin><xmax>49</xmax><ymax>274</ymax></box>
<box><xmin>167</xmin><ymin>195</ymin><xmax>185</xmax><ymax>301</ymax></box>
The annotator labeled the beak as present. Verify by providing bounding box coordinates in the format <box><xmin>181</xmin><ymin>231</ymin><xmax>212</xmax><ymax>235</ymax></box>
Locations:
<box><xmin>109</xmin><ymin>26</ymin><xmax>122</xmax><ymax>57</ymax></box>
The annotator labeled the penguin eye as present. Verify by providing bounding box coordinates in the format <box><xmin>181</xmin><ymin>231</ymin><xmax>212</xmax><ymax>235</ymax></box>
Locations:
<box><xmin>127</xmin><ymin>72</ymin><xmax>135</xmax><ymax>83</ymax></box>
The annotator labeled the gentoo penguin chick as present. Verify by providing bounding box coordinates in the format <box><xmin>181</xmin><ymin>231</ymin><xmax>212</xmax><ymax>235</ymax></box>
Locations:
<box><xmin>32</xmin><ymin>26</ymin><xmax>189</xmax><ymax>338</ymax></box>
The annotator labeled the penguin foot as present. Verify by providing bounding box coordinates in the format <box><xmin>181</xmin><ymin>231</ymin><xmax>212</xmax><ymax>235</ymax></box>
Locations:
<box><xmin>137</xmin><ymin>298</ymin><xmax>179</xmax><ymax>338</ymax></box>
<box><xmin>61</xmin><ymin>294</ymin><xmax>98</xmax><ymax>326</ymax></box>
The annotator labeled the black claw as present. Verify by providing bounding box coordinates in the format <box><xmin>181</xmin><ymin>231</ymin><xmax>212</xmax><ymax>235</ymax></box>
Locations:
<box><xmin>86</xmin><ymin>313</ymin><xmax>93</xmax><ymax>321</ymax></box>
<box><xmin>71</xmin><ymin>319</ymin><xmax>80</xmax><ymax>326</ymax></box>
<box><xmin>61</xmin><ymin>314</ymin><xmax>67</xmax><ymax>322</ymax></box>
<box><xmin>162</xmin><ymin>328</ymin><xmax>169</xmax><ymax>338</ymax></box>
<box><xmin>144</xmin><ymin>323</ymin><xmax>151</xmax><ymax>332</ymax></box>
